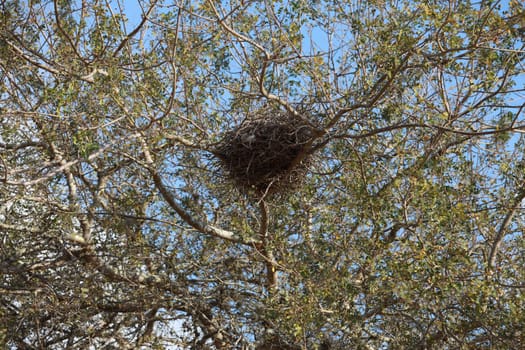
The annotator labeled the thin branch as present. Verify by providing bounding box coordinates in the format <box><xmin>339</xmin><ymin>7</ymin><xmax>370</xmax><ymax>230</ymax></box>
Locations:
<box><xmin>206</xmin><ymin>0</ymin><xmax>269</xmax><ymax>58</ymax></box>
<box><xmin>488</xmin><ymin>188</ymin><xmax>525</xmax><ymax>270</ymax></box>
<box><xmin>257</xmin><ymin>200</ymin><xmax>278</xmax><ymax>290</ymax></box>
<box><xmin>332</xmin><ymin>122</ymin><xmax>525</xmax><ymax>139</ymax></box>
<box><xmin>112</xmin><ymin>2</ymin><xmax>156</xmax><ymax>57</ymax></box>
<box><xmin>1</xmin><ymin>137</ymin><xmax>129</xmax><ymax>186</ymax></box>
<box><xmin>53</xmin><ymin>0</ymin><xmax>85</xmax><ymax>63</ymax></box>
<box><xmin>2</xmin><ymin>36</ymin><xmax>100</xmax><ymax>83</ymax></box>
<box><xmin>3</xmin><ymin>37</ymin><xmax>62</xmax><ymax>76</ymax></box>
<box><xmin>256</xmin><ymin>58</ymin><xmax>308</xmax><ymax>126</ymax></box>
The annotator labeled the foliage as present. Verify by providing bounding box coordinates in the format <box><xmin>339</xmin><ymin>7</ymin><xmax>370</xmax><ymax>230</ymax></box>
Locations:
<box><xmin>1</xmin><ymin>0</ymin><xmax>524</xmax><ymax>349</ymax></box>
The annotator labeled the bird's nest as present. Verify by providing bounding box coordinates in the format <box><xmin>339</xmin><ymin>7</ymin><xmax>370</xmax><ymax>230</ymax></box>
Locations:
<box><xmin>213</xmin><ymin>110</ymin><xmax>317</xmax><ymax>197</ymax></box>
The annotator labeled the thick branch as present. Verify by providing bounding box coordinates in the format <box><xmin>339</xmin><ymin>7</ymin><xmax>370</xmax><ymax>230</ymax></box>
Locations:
<box><xmin>152</xmin><ymin>170</ymin><xmax>256</xmax><ymax>244</ymax></box>
<box><xmin>139</xmin><ymin>135</ymin><xmax>258</xmax><ymax>245</ymax></box>
<box><xmin>0</xmin><ymin>140</ymin><xmax>47</xmax><ymax>150</ymax></box>
<box><xmin>0</xmin><ymin>222</ymin><xmax>43</xmax><ymax>233</ymax></box>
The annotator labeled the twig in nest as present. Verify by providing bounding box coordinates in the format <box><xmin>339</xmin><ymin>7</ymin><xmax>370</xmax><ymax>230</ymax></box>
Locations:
<box><xmin>213</xmin><ymin>110</ymin><xmax>316</xmax><ymax>197</ymax></box>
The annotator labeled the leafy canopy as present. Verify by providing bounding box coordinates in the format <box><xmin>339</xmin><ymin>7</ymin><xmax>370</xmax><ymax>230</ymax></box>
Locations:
<box><xmin>1</xmin><ymin>0</ymin><xmax>524</xmax><ymax>348</ymax></box>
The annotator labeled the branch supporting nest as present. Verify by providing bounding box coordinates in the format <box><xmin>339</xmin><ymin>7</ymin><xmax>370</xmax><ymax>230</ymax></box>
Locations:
<box><xmin>214</xmin><ymin>110</ymin><xmax>316</xmax><ymax>197</ymax></box>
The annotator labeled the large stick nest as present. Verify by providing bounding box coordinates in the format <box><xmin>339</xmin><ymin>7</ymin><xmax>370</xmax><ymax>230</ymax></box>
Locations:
<box><xmin>214</xmin><ymin>110</ymin><xmax>316</xmax><ymax>196</ymax></box>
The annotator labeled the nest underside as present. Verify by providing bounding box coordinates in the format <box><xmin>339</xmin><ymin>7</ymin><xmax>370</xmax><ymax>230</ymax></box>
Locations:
<box><xmin>214</xmin><ymin>113</ymin><xmax>315</xmax><ymax>196</ymax></box>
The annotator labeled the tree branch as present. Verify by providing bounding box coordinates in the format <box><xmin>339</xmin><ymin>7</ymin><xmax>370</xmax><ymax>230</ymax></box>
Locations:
<box><xmin>139</xmin><ymin>135</ymin><xmax>259</xmax><ymax>245</ymax></box>
<box><xmin>488</xmin><ymin>188</ymin><xmax>525</xmax><ymax>270</ymax></box>
<box><xmin>257</xmin><ymin>200</ymin><xmax>278</xmax><ymax>290</ymax></box>
<box><xmin>112</xmin><ymin>2</ymin><xmax>156</xmax><ymax>57</ymax></box>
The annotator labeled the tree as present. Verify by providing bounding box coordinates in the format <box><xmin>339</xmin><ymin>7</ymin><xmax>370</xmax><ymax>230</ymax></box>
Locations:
<box><xmin>1</xmin><ymin>0</ymin><xmax>524</xmax><ymax>348</ymax></box>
